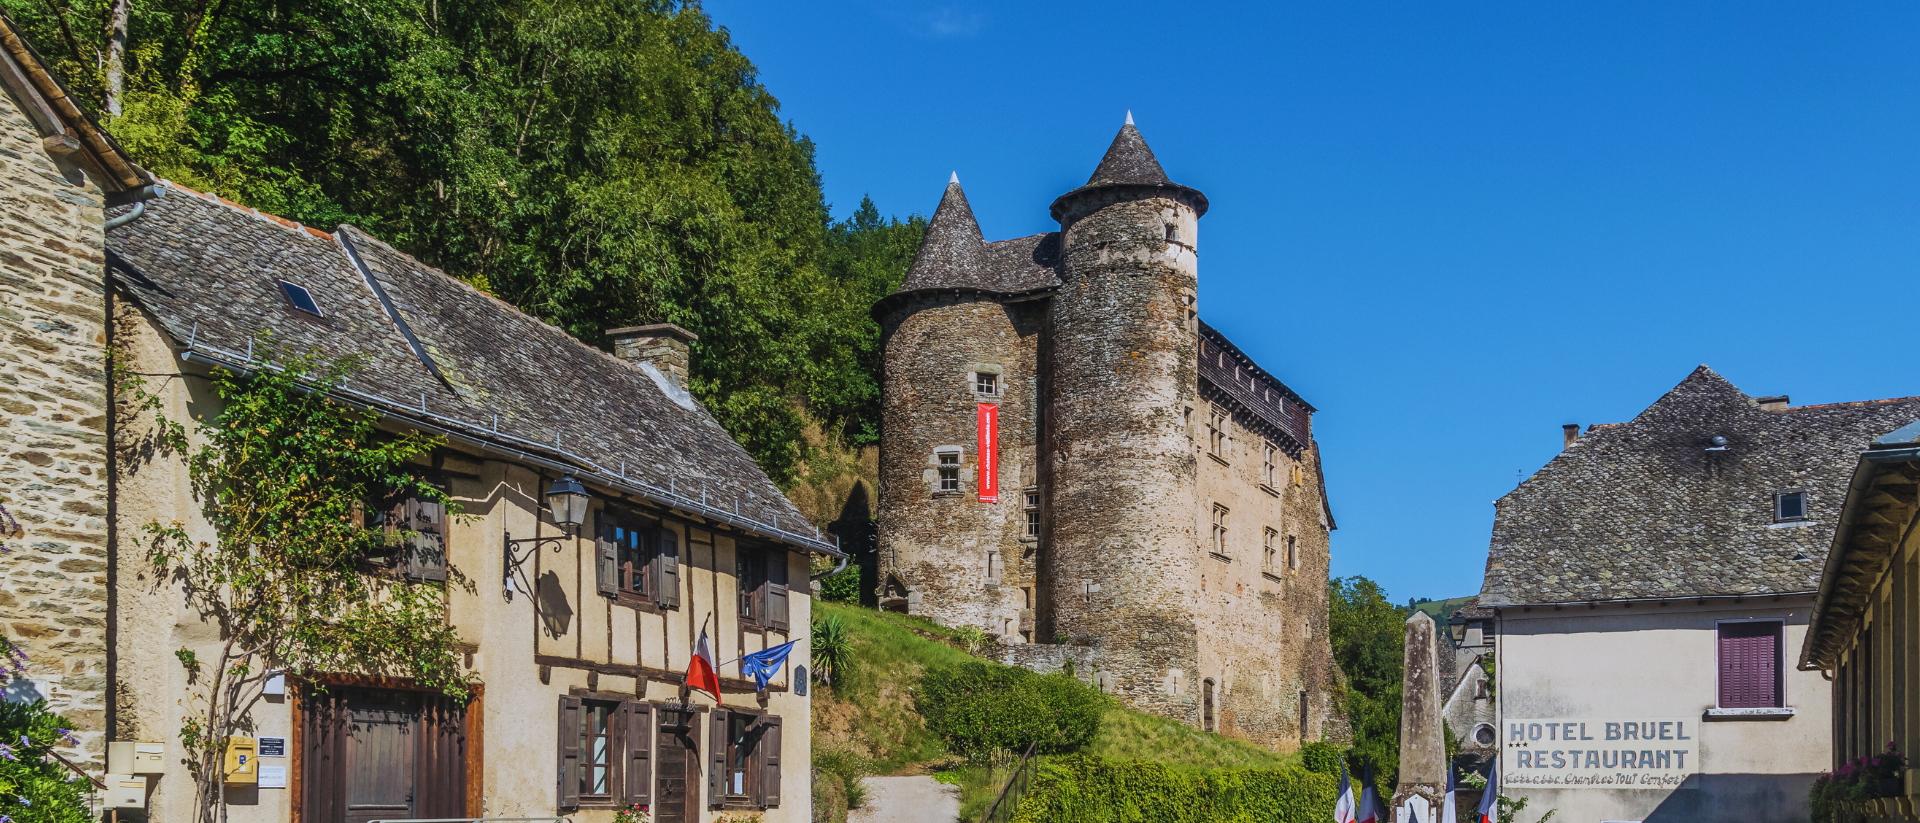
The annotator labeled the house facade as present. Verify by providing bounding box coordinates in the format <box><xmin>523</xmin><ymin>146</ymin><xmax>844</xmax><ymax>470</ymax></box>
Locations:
<box><xmin>1479</xmin><ymin>367</ymin><xmax>1920</xmax><ymax>823</ymax></box>
<box><xmin>873</xmin><ymin>117</ymin><xmax>1340</xmax><ymax>751</ymax></box>
<box><xmin>1798</xmin><ymin>418</ymin><xmax>1920</xmax><ymax>821</ymax></box>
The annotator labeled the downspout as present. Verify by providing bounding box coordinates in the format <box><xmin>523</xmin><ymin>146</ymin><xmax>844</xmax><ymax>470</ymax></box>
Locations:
<box><xmin>104</xmin><ymin>185</ymin><xmax>161</xmax><ymax>230</ymax></box>
<box><xmin>809</xmin><ymin>553</ymin><xmax>848</xmax><ymax>582</ymax></box>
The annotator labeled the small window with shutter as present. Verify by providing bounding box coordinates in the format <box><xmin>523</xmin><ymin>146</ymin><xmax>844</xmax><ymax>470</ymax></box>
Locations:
<box><xmin>1718</xmin><ymin>620</ymin><xmax>1784</xmax><ymax>708</ymax></box>
<box><xmin>737</xmin><ymin>545</ymin><xmax>766</xmax><ymax>629</ymax></box>
<box><xmin>558</xmin><ymin>696</ymin><xmax>654</xmax><ymax>811</ymax></box>
<box><xmin>595</xmin><ymin>508</ymin><xmax>681</xmax><ymax>611</ymax></box>
<box><xmin>394</xmin><ymin>479</ymin><xmax>448</xmax><ymax>582</ymax></box>
<box><xmin>765</xmin><ymin>548</ymin><xmax>789</xmax><ymax>634</ymax></box>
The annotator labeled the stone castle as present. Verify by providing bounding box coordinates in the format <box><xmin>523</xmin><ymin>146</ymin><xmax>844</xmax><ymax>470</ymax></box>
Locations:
<box><xmin>874</xmin><ymin>116</ymin><xmax>1340</xmax><ymax>749</ymax></box>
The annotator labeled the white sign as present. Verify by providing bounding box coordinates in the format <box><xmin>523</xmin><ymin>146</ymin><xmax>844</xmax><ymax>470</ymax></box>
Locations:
<box><xmin>258</xmin><ymin>765</ymin><xmax>286</xmax><ymax>789</ymax></box>
<box><xmin>1502</xmin><ymin>718</ymin><xmax>1698</xmax><ymax>789</ymax></box>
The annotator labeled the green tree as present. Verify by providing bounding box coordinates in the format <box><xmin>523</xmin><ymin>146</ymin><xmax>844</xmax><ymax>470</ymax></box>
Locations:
<box><xmin>1329</xmin><ymin>575</ymin><xmax>1406</xmax><ymax>786</ymax></box>
<box><xmin>126</xmin><ymin>350</ymin><xmax>470</xmax><ymax>823</ymax></box>
<box><xmin>0</xmin><ymin>701</ymin><xmax>94</xmax><ymax>823</ymax></box>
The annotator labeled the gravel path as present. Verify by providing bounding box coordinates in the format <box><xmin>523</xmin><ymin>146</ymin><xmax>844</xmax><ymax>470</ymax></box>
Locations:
<box><xmin>849</xmin><ymin>775</ymin><xmax>962</xmax><ymax>823</ymax></box>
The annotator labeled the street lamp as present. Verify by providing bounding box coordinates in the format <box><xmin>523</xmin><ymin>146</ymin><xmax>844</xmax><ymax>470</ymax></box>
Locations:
<box><xmin>504</xmin><ymin>472</ymin><xmax>594</xmax><ymax>598</ymax></box>
<box><xmin>1448</xmin><ymin>612</ymin><xmax>1469</xmax><ymax>645</ymax></box>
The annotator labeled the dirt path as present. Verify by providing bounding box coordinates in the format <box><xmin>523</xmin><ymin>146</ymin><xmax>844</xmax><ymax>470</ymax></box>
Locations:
<box><xmin>849</xmin><ymin>775</ymin><xmax>962</xmax><ymax>823</ymax></box>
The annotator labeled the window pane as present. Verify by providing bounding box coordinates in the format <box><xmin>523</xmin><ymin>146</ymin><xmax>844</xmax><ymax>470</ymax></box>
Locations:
<box><xmin>1778</xmin><ymin>493</ymin><xmax>1805</xmax><ymax>520</ymax></box>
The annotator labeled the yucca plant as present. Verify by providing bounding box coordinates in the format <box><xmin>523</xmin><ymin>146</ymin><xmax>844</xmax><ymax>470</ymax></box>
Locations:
<box><xmin>812</xmin><ymin>613</ymin><xmax>854</xmax><ymax>689</ymax></box>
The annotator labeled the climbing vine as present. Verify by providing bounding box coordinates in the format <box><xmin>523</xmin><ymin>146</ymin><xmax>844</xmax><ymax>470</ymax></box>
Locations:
<box><xmin>122</xmin><ymin>347</ymin><xmax>471</xmax><ymax>823</ymax></box>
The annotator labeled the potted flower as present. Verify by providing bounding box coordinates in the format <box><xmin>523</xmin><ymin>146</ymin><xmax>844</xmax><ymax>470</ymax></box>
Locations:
<box><xmin>1870</xmin><ymin>742</ymin><xmax>1907</xmax><ymax>798</ymax></box>
<box><xmin>614</xmin><ymin>803</ymin><xmax>652</xmax><ymax>823</ymax></box>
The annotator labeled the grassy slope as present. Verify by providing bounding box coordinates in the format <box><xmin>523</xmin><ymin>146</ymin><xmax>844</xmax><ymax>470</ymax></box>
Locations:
<box><xmin>811</xmin><ymin>602</ymin><xmax>1301</xmax><ymax>820</ymax></box>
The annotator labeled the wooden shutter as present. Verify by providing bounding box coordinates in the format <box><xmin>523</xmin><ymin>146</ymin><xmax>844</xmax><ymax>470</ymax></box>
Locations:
<box><xmin>758</xmin><ymin>715</ymin><xmax>782</xmax><ymax>808</ymax></box>
<box><xmin>657</xmin><ymin>527</ymin><xmax>681</xmax><ymax>609</ymax></box>
<box><xmin>403</xmin><ymin>492</ymin><xmax>447</xmax><ymax>582</ymax></box>
<box><xmin>557</xmin><ymin>695</ymin><xmax>581</xmax><ymax>809</ymax></box>
<box><xmin>621</xmin><ymin>700</ymin><xmax>652</xmax><ymax>805</ymax></box>
<box><xmin>707</xmin><ymin>709</ymin><xmax>729</xmax><ymax>808</ymax></box>
<box><xmin>1718</xmin><ymin>621</ymin><xmax>1782</xmax><ymax>708</ymax></box>
<box><xmin>595</xmin><ymin>514</ymin><xmax>618</xmax><ymax>598</ymax></box>
<box><xmin>766</xmin><ymin>550</ymin><xmax>790</xmax><ymax>634</ymax></box>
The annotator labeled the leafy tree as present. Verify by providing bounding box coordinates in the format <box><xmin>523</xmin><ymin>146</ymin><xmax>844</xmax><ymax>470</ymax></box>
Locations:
<box><xmin>0</xmin><ymin>701</ymin><xmax>93</xmax><ymax>823</ymax></box>
<box><xmin>1329</xmin><ymin>575</ymin><xmax>1406</xmax><ymax>786</ymax></box>
<box><xmin>2</xmin><ymin>0</ymin><xmax>923</xmax><ymax>488</ymax></box>
<box><xmin>124</xmin><ymin>350</ymin><xmax>470</xmax><ymax>823</ymax></box>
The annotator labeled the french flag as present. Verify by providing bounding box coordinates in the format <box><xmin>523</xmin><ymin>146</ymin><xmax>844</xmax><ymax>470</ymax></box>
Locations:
<box><xmin>1441</xmin><ymin>765</ymin><xmax>1458</xmax><ymax>823</ymax></box>
<box><xmin>1478</xmin><ymin>761</ymin><xmax>1499</xmax><ymax>823</ymax></box>
<box><xmin>686</xmin><ymin>626</ymin><xmax>722</xmax><ymax>705</ymax></box>
<box><xmin>1334</xmin><ymin>761</ymin><xmax>1358</xmax><ymax>823</ymax></box>
<box><xmin>1358</xmin><ymin>760</ymin><xmax>1379</xmax><ymax>823</ymax></box>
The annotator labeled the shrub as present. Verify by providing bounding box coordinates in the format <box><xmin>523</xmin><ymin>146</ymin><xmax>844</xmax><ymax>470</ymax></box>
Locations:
<box><xmin>812</xmin><ymin>614</ymin><xmax>854</xmax><ymax>689</ymax></box>
<box><xmin>0</xmin><ymin>700</ymin><xmax>95</xmax><ymax>823</ymax></box>
<box><xmin>818</xmin><ymin>564</ymin><xmax>862</xmax><ymax>604</ymax></box>
<box><xmin>1010</xmin><ymin>754</ymin><xmax>1336</xmax><ymax>823</ymax></box>
<box><xmin>1300</xmin><ymin>742</ymin><xmax>1344</xmax><ymax>775</ymax></box>
<box><xmin>915</xmin><ymin>661</ymin><xmax>1103</xmax><ymax>760</ymax></box>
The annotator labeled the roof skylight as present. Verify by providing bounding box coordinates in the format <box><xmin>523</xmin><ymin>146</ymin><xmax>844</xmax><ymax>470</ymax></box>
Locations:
<box><xmin>279</xmin><ymin>280</ymin><xmax>322</xmax><ymax>316</ymax></box>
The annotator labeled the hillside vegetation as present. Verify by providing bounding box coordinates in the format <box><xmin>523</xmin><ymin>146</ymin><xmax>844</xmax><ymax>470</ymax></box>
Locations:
<box><xmin>809</xmin><ymin>602</ymin><xmax>1304</xmax><ymax>822</ymax></box>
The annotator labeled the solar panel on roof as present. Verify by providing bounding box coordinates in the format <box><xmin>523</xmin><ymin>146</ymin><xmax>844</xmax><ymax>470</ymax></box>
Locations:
<box><xmin>279</xmin><ymin>280</ymin><xmax>321</xmax><ymax>316</ymax></box>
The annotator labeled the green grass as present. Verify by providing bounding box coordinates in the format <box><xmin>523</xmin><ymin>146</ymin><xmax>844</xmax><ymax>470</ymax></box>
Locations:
<box><xmin>1092</xmin><ymin>702</ymin><xmax>1302</xmax><ymax>771</ymax></box>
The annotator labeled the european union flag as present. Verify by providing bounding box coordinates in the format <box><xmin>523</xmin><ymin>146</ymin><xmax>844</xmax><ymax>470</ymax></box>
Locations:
<box><xmin>739</xmin><ymin>639</ymin><xmax>799</xmax><ymax>690</ymax></box>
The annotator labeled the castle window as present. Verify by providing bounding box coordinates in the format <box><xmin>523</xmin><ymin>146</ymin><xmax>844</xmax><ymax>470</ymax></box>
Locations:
<box><xmin>1211</xmin><ymin>505</ymin><xmax>1229</xmax><ymax>558</ymax></box>
<box><xmin>985</xmin><ymin>550</ymin><xmax>1001</xmax><ymax>581</ymax></box>
<box><xmin>1774</xmin><ymin>490</ymin><xmax>1807</xmax><ymax>522</ymax></box>
<box><xmin>936</xmin><ymin>449</ymin><xmax>961</xmax><ymax>492</ymax></box>
<box><xmin>1287</xmin><ymin>535</ymin><xmax>1298</xmax><ymax>570</ymax></box>
<box><xmin>1166</xmin><ymin>224</ymin><xmax>1180</xmax><ymax>243</ymax></box>
<box><xmin>1025</xmin><ymin>491</ymin><xmax>1041</xmax><ymax>538</ymax></box>
<box><xmin>1208</xmin><ymin>406</ymin><xmax>1230</xmax><ymax>460</ymax></box>
<box><xmin>1262</xmin><ymin>442</ymin><xmax>1276</xmax><ymax>487</ymax></box>
<box><xmin>1263</xmin><ymin>528</ymin><xmax>1278</xmax><ymax>570</ymax></box>
<box><xmin>976</xmin><ymin>372</ymin><xmax>997</xmax><ymax>395</ymax></box>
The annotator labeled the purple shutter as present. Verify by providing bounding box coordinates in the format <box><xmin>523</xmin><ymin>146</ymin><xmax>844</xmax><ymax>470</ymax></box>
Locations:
<box><xmin>1719</xmin><ymin>622</ymin><xmax>1782</xmax><ymax>708</ymax></box>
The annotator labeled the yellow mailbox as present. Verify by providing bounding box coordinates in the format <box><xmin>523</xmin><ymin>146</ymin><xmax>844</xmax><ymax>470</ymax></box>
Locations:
<box><xmin>221</xmin><ymin>737</ymin><xmax>257</xmax><ymax>785</ymax></box>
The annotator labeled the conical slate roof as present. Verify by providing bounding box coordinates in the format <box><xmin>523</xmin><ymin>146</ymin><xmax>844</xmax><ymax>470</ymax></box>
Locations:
<box><xmin>895</xmin><ymin>175</ymin><xmax>990</xmax><ymax>293</ymax></box>
<box><xmin>1086</xmin><ymin>118</ymin><xmax>1172</xmax><ymax>187</ymax></box>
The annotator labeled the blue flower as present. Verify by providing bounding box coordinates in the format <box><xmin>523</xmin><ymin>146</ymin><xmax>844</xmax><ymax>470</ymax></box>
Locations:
<box><xmin>21</xmin><ymin>796</ymin><xmax>31</xmax><ymax>806</ymax></box>
<box><xmin>56</xmin><ymin>728</ymin><xmax>75</xmax><ymax>745</ymax></box>
<box><xmin>4</xmin><ymin>812</ymin><xmax>16</xmax><ymax>822</ymax></box>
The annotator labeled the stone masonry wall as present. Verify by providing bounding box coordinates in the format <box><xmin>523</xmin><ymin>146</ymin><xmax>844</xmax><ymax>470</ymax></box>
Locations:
<box><xmin>0</xmin><ymin>77</ymin><xmax>111</xmax><ymax>765</ymax></box>
<box><xmin>877</xmin><ymin>296</ymin><xmax>1040</xmax><ymax>638</ymax></box>
<box><xmin>1046</xmin><ymin>192</ymin><xmax>1203</xmax><ymax>722</ymax></box>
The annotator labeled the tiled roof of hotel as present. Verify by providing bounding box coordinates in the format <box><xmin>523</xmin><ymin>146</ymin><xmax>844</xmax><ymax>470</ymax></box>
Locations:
<box><xmin>1480</xmin><ymin>366</ymin><xmax>1920</xmax><ymax>605</ymax></box>
<box><xmin>106</xmin><ymin>182</ymin><xmax>834</xmax><ymax>554</ymax></box>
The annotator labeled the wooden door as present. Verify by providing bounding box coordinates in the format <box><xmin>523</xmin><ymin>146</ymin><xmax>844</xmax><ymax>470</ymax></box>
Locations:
<box><xmin>304</xmin><ymin>687</ymin><xmax>466</xmax><ymax>823</ymax></box>
<box><xmin>653</xmin><ymin>709</ymin><xmax>697</xmax><ymax>823</ymax></box>
<box><xmin>345</xmin><ymin>692</ymin><xmax>417</xmax><ymax>823</ymax></box>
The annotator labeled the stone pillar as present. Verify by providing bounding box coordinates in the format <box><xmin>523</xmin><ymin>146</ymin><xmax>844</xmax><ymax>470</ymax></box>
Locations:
<box><xmin>1393</xmin><ymin>611</ymin><xmax>1446</xmax><ymax>822</ymax></box>
<box><xmin>608</xmin><ymin>324</ymin><xmax>697</xmax><ymax>389</ymax></box>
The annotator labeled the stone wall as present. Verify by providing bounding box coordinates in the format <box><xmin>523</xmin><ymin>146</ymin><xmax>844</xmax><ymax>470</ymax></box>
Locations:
<box><xmin>0</xmin><ymin>73</ymin><xmax>111</xmax><ymax>765</ymax></box>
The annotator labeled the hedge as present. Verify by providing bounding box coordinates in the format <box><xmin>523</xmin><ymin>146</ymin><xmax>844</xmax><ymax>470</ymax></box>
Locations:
<box><xmin>1009</xmin><ymin>754</ymin><xmax>1338</xmax><ymax>823</ymax></box>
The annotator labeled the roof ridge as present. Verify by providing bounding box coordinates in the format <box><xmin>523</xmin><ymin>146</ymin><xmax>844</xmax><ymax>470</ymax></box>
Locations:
<box><xmin>158</xmin><ymin>179</ymin><xmax>324</xmax><ymax>241</ymax></box>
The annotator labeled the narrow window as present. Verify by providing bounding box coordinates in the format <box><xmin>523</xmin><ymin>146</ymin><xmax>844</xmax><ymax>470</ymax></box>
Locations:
<box><xmin>1264</xmin><ymin>528</ymin><xmax>1278</xmax><ymax>571</ymax></box>
<box><xmin>579</xmin><ymin>701</ymin><xmax>615</xmax><ymax>800</ymax></box>
<box><xmin>1263</xmin><ymin>443</ymin><xmax>1276</xmax><ymax>487</ymax></box>
<box><xmin>1025</xmin><ymin>492</ymin><xmax>1041</xmax><ymax>538</ymax></box>
<box><xmin>984</xmin><ymin>550</ymin><xmax>1000</xmax><ymax>581</ymax></box>
<box><xmin>725</xmin><ymin>713</ymin><xmax>753</xmax><ymax>798</ymax></box>
<box><xmin>1287</xmin><ymin>535</ymin><xmax>1298</xmax><ymax>570</ymax></box>
<box><xmin>1208</xmin><ymin>407</ymin><xmax>1230</xmax><ymax>460</ymax></box>
<box><xmin>1211</xmin><ymin>505</ymin><xmax>1229</xmax><ymax>557</ymax></box>
<box><xmin>1775</xmin><ymin>490</ymin><xmax>1807</xmax><ymax>522</ymax></box>
<box><xmin>1165</xmin><ymin>224</ymin><xmax>1179</xmax><ymax>243</ymax></box>
<box><xmin>737</xmin><ymin>546</ymin><xmax>766</xmax><ymax>625</ymax></box>
<box><xmin>610</xmin><ymin>512</ymin><xmax>656</xmax><ymax>601</ymax></box>
<box><xmin>976</xmin><ymin>372</ymin><xmax>998</xmax><ymax>395</ymax></box>
<box><xmin>1299</xmin><ymin>691</ymin><xmax>1309</xmax><ymax>740</ymax></box>
<box><xmin>279</xmin><ymin>280</ymin><xmax>323</xmax><ymax>316</ymax></box>
<box><xmin>1718</xmin><ymin>621</ymin><xmax>1784</xmax><ymax>708</ymax></box>
<box><xmin>938</xmin><ymin>451</ymin><xmax>960</xmax><ymax>492</ymax></box>
<box><xmin>1203</xmin><ymin>678</ymin><xmax>1216</xmax><ymax>732</ymax></box>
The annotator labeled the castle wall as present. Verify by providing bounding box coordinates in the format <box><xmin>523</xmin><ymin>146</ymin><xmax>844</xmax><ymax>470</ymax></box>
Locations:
<box><xmin>1045</xmin><ymin>193</ymin><xmax>1203</xmax><ymax>721</ymax></box>
<box><xmin>1191</xmin><ymin>408</ymin><xmax>1337</xmax><ymax>751</ymax></box>
<box><xmin>876</xmin><ymin>295</ymin><xmax>1041</xmax><ymax>638</ymax></box>
<box><xmin>0</xmin><ymin>70</ymin><xmax>112</xmax><ymax>765</ymax></box>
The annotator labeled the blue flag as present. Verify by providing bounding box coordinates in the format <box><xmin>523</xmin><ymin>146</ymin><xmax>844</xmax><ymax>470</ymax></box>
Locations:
<box><xmin>739</xmin><ymin>639</ymin><xmax>799</xmax><ymax>690</ymax></box>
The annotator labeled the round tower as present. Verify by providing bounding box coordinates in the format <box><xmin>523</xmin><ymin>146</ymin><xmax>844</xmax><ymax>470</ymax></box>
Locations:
<box><xmin>874</xmin><ymin>176</ymin><xmax>1043</xmax><ymax>637</ymax></box>
<box><xmin>1043</xmin><ymin>114</ymin><xmax>1210</xmax><ymax>719</ymax></box>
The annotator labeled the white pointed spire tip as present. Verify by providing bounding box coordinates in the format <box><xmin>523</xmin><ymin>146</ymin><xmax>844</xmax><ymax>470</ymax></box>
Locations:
<box><xmin>1125</xmin><ymin>110</ymin><xmax>1134</xmax><ymax>126</ymax></box>
<box><xmin>949</xmin><ymin>171</ymin><xmax>960</xmax><ymax>185</ymax></box>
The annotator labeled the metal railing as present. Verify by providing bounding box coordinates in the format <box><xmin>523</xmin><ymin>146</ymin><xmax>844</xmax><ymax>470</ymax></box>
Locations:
<box><xmin>980</xmin><ymin>742</ymin><xmax>1039</xmax><ymax>823</ymax></box>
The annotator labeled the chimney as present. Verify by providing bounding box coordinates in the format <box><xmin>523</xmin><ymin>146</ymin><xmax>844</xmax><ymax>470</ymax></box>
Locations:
<box><xmin>1563</xmin><ymin>423</ymin><xmax>1580</xmax><ymax>449</ymax></box>
<box><xmin>1756</xmin><ymin>395</ymin><xmax>1790</xmax><ymax>412</ymax></box>
<box><xmin>608</xmin><ymin>324</ymin><xmax>699</xmax><ymax>390</ymax></box>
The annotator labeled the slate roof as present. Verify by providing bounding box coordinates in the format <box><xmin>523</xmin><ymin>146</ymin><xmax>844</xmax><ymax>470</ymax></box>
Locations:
<box><xmin>1197</xmin><ymin>320</ymin><xmax>1314</xmax><ymax>457</ymax></box>
<box><xmin>883</xmin><ymin>177</ymin><xmax>1061</xmax><ymax>306</ymax></box>
<box><xmin>1480</xmin><ymin>366</ymin><xmax>1920</xmax><ymax>605</ymax></box>
<box><xmin>1799</xmin><ymin>419</ymin><xmax>1920</xmax><ymax>669</ymax></box>
<box><xmin>1049</xmin><ymin>118</ymin><xmax>1208</xmax><ymax>220</ymax></box>
<box><xmin>107</xmin><ymin>182</ymin><xmax>836</xmax><ymax>554</ymax></box>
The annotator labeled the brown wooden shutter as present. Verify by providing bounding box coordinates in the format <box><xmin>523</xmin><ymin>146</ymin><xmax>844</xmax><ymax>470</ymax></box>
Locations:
<box><xmin>557</xmin><ymin>695</ymin><xmax>581</xmax><ymax>809</ymax></box>
<box><xmin>1718</xmin><ymin>621</ymin><xmax>1782</xmax><ymax>708</ymax></box>
<box><xmin>657</xmin><ymin>527</ymin><xmax>681</xmax><ymax>609</ymax></box>
<box><xmin>758</xmin><ymin>715</ymin><xmax>782</xmax><ymax>808</ymax></box>
<box><xmin>621</xmin><ymin>700</ymin><xmax>652</xmax><ymax>805</ymax></box>
<box><xmin>766</xmin><ymin>550</ymin><xmax>790</xmax><ymax>634</ymax></box>
<box><xmin>403</xmin><ymin>492</ymin><xmax>447</xmax><ymax>582</ymax></box>
<box><xmin>595</xmin><ymin>514</ymin><xmax>618</xmax><ymax>598</ymax></box>
<box><xmin>707</xmin><ymin>708</ymin><xmax>728</xmax><ymax>808</ymax></box>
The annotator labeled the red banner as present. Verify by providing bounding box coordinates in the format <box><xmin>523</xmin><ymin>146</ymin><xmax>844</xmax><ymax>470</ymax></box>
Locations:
<box><xmin>977</xmin><ymin>403</ymin><xmax>999</xmax><ymax>503</ymax></box>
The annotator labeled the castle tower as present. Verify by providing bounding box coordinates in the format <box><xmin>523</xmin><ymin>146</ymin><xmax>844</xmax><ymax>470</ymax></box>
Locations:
<box><xmin>1043</xmin><ymin>116</ymin><xmax>1211</xmax><ymax>719</ymax></box>
<box><xmin>873</xmin><ymin>175</ymin><xmax>1052</xmax><ymax>637</ymax></box>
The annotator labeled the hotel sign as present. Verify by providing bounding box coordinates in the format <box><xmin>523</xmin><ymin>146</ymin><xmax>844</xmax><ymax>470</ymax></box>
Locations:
<box><xmin>1501</xmin><ymin>718</ymin><xmax>1698</xmax><ymax>789</ymax></box>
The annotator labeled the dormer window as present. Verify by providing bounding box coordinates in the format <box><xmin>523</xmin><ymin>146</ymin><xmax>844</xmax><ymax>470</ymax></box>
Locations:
<box><xmin>279</xmin><ymin>280</ymin><xmax>322</xmax><ymax>316</ymax></box>
<box><xmin>1775</xmin><ymin>490</ymin><xmax>1807</xmax><ymax>522</ymax></box>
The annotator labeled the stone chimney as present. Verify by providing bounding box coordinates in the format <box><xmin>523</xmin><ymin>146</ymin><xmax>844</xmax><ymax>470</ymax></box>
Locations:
<box><xmin>1756</xmin><ymin>395</ymin><xmax>1790</xmax><ymax>411</ymax></box>
<box><xmin>1563</xmin><ymin>423</ymin><xmax>1580</xmax><ymax>448</ymax></box>
<box><xmin>608</xmin><ymin>324</ymin><xmax>698</xmax><ymax>390</ymax></box>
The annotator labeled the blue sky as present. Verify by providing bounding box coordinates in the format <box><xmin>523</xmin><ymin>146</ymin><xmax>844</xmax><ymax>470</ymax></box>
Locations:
<box><xmin>705</xmin><ymin>0</ymin><xmax>1920</xmax><ymax>604</ymax></box>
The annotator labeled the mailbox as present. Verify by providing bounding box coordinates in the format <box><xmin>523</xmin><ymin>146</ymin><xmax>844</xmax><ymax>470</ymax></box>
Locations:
<box><xmin>104</xmin><ymin>774</ymin><xmax>146</xmax><ymax>809</ymax></box>
<box><xmin>221</xmin><ymin>737</ymin><xmax>257</xmax><ymax>784</ymax></box>
<box><xmin>108</xmin><ymin>742</ymin><xmax>165</xmax><ymax>775</ymax></box>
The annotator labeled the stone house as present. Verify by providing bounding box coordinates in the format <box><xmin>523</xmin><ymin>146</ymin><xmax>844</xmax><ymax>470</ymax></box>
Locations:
<box><xmin>1797</xmin><ymin>417</ymin><xmax>1920</xmax><ymax>821</ymax></box>
<box><xmin>0</xmin><ymin>8</ymin><xmax>155</xmax><ymax>764</ymax></box>
<box><xmin>1479</xmin><ymin>366</ymin><xmax>1920</xmax><ymax>823</ymax></box>
<box><xmin>873</xmin><ymin>117</ymin><xmax>1339</xmax><ymax>751</ymax></box>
